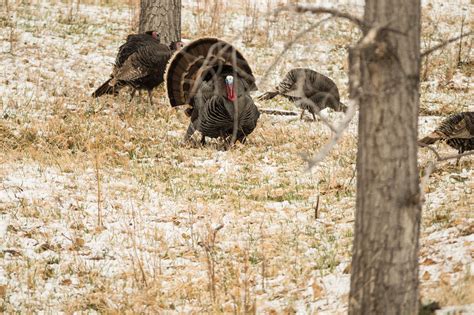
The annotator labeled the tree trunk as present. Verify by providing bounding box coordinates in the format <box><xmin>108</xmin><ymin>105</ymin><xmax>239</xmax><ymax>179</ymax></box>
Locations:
<box><xmin>139</xmin><ymin>0</ymin><xmax>181</xmax><ymax>43</ymax></box>
<box><xmin>349</xmin><ymin>0</ymin><xmax>421</xmax><ymax>314</ymax></box>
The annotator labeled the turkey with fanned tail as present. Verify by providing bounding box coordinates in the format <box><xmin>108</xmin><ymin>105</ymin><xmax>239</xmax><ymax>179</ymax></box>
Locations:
<box><xmin>257</xmin><ymin>68</ymin><xmax>346</xmax><ymax>120</ymax></box>
<box><xmin>165</xmin><ymin>38</ymin><xmax>260</xmax><ymax>145</ymax></box>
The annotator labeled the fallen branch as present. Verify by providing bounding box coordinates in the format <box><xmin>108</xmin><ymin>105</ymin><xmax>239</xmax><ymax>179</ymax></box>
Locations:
<box><xmin>258</xmin><ymin>108</ymin><xmax>299</xmax><ymax>116</ymax></box>
<box><xmin>421</xmin><ymin>31</ymin><xmax>474</xmax><ymax>58</ymax></box>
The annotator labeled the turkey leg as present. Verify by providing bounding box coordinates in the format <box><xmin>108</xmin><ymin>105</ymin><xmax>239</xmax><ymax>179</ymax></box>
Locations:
<box><xmin>147</xmin><ymin>90</ymin><xmax>153</xmax><ymax>107</ymax></box>
<box><xmin>129</xmin><ymin>89</ymin><xmax>137</xmax><ymax>102</ymax></box>
<box><xmin>300</xmin><ymin>109</ymin><xmax>305</xmax><ymax>120</ymax></box>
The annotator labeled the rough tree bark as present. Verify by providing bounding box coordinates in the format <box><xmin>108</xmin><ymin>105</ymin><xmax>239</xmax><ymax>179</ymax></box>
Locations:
<box><xmin>139</xmin><ymin>0</ymin><xmax>181</xmax><ymax>43</ymax></box>
<box><xmin>349</xmin><ymin>0</ymin><xmax>422</xmax><ymax>314</ymax></box>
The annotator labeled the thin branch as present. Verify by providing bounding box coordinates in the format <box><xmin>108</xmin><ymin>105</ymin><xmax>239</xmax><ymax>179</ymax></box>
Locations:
<box><xmin>457</xmin><ymin>14</ymin><xmax>466</xmax><ymax>65</ymax></box>
<box><xmin>309</xmin><ymin>107</ymin><xmax>338</xmax><ymax>133</ymax></box>
<box><xmin>418</xmin><ymin>143</ymin><xmax>474</xmax><ymax>162</ymax></box>
<box><xmin>420</xmin><ymin>160</ymin><xmax>435</xmax><ymax>203</ymax></box>
<box><xmin>421</xmin><ymin>30</ymin><xmax>474</xmax><ymax>58</ymax></box>
<box><xmin>418</xmin><ymin>142</ymin><xmax>441</xmax><ymax>160</ymax></box>
<box><xmin>258</xmin><ymin>16</ymin><xmax>334</xmax><ymax>88</ymax></box>
<box><xmin>303</xmin><ymin>100</ymin><xmax>358</xmax><ymax>169</ymax></box>
<box><xmin>275</xmin><ymin>5</ymin><xmax>365</xmax><ymax>29</ymax></box>
<box><xmin>419</xmin><ymin>147</ymin><xmax>474</xmax><ymax>202</ymax></box>
<box><xmin>314</xmin><ymin>195</ymin><xmax>320</xmax><ymax>219</ymax></box>
<box><xmin>437</xmin><ymin>150</ymin><xmax>474</xmax><ymax>162</ymax></box>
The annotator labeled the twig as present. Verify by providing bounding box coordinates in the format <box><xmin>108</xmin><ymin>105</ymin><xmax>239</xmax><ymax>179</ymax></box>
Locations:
<box><xmin>421</xmin><ymin>32</ymin><xmax>433</xmax><ymax>81</ymax></box>
<box><xmin>275</xmin><ymin>5</ymin><xmax>365</xmax><ymax>29</ymax></box>
<box><xmin>437</xmin><ymin>150</ymin><xmax>474</xmax><ymax>162</ymax></box>
<box><xmin>303</xmin><ymin>100</ymin><xmax>357</xmax><ymax>169</ymax></box>
<box><xmin>420</xmin><ymin>31</ymin><xmax>473</xmax><ymax>58</ymax></box>
<box><xmin>420</xmin><ymin>160</ymin><xmax>436</xmax><ymax>202</ymax></box>
<box><xmin>418</xmin><ymin>142</ymin><xmax>441</xmax><ymax>160</ymax></box>
<box><xmin>94</xmin><ymin>154</ymin><xmax>103</xmax><ymax>229</ymax></box>
<box><xmin>457</xmin><ymin>14</ymin><xmax>465</xmax><ymax>66</ymax></box>
<box><xmin>419</xmin><ymin>144</ymin><xmax>474</xmax><ymax>201</ymax></box>
<box><xmin>258</xmin><ymin>16</ymin><xmax>334</xmax><ymax>88</ymax></box>
<box><xmin>231</xmin><ymin>48</ymin><xmax>239</xmax><ymax>146</ymax></box>
<box><xmin>198</xmin><ymin>224</ymin><xmax>224</xmax><ymax>303</ymax></box>
<box><xmin>314</xmin><ymin>195</ymin><xmax>320</xmax><ymax>219</ymax></box>
<box><xmin>418</xmin><ymin>142</ymin><xmax>474</xmax><ymax>162</ymax></box>
<box><xmin>258</xmin><ymin>221</ymin><xmax>267</xmax><ymax>292</ymax></box>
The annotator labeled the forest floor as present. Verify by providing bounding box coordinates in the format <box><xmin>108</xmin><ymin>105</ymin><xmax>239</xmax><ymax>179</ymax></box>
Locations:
<box><xmin>0</xmin><ymin>0</ymin><xmax>473</xmax><ymax>313</ymax></box>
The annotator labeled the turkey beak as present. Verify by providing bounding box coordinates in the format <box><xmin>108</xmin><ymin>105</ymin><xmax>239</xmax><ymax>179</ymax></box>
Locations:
<box><xmin>226</xmin><ymin>81</ymin><xmax>236</xmax><ymax>102</ymax></box>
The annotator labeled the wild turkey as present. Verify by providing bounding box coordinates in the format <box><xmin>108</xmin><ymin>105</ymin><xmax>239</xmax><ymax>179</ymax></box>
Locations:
<box><xmin>256</xmin><ymin>68</ymin><xmax>346</xmax><ymax>120</ymax></box>
<box><xmin>92</xmin><ymin>31</ymin><xmax>160</xmax><ymax>99</ymax></box>
<box><xmin>165</xmin><ymin>38</ymin><xmax>260</xmax><ymax>145</ymax></box>
<box><xmin>419</xmin><ymin>112</ymin><xmax>474</xmax><ymax>164</ymax></box>
<box><xmin>92</xmin><ymin>31</ymin><xmax>184</xmax><ymax>106</ymax></box>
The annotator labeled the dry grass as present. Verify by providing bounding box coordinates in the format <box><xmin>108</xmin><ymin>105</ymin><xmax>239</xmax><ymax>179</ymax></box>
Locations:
<box><xmin>0</xmin><ymin>0</ymin><xmax>473</xmax><ymax>313</ymax></box>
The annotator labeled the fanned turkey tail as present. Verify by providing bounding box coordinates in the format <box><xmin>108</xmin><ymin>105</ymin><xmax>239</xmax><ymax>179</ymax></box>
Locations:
<box><xmin>165</xmin><ymin>37</ymin><xmax>258</xmax><ymax>107</ymax></box>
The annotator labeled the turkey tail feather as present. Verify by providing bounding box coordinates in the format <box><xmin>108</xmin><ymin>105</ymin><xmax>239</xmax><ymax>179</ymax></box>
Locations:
<box><xmin>256</xmin><ymin>91</ymin><xmax>278</xmax><ymax>101</ymax></box>
<box><xmin>418</xmin><ymin>134</ymin><xmax>439</xmax><ymax>146</ymax></box>
<box><xmin>92</xmin><ymin>79</ymin><xmax>116</xmax><ymax>98</ymax></box>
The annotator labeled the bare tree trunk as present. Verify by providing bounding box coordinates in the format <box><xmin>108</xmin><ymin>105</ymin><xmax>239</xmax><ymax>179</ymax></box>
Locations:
<box><xmin>349</xmin><ymin>0</ymin><xmax>422</xmax><ymax>314</ymax></box>
<box><xmin>139</xmin><ymin>0</ymin><xmax>181</xmax><ymax>43</ymax></box>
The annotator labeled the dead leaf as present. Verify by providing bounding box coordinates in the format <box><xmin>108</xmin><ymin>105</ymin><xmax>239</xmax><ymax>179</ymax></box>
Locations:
<box><xmin>312</xmin><ymin>282</ymin><xmax>324</xmax><ymax>300</ymax></box>
<box><xmin>421</xmin><ymin>258</ymin><xmax>436</xmax><ymax>265</ymax></box>
<box><xmin>94</xmin><ymin>225</ymin><xmax>106</xmax><ymax>233</ymax></box>
<box><xmin>422</xmin><ymin>271</ymin><xmax>431</xmax><ymax>281</ymax></box>
<box><xmin>222</xmin><ymin>302</ymin><xmax>234</xmax><ymax>313</ymax></box>
<box><xmin>343</xmin><ymin>263</ymin><xmax>351</xmax><ymax>274</ymax></box>
<box><xmin>0</xmin><ymin>285</ymin><xmax>6</xmax><ymax>298</ymax></box>
<box><xmin>75</xmin><ymin>238</ymin><xmax>85</xmax><ymax>247</ymax></box>
<box><xmin>453</xmin><ymin>263</ymin><xmax>463</xmax><ymax>272</ymax></box>
<box><xmin>61</xmin><ymin>279</ymin><xmax>72</xmax><ymax>286</ymax></box>
<box><xmin>37</xmin><ymin>242</ymin><xmax>53</xmax><ymax>253</ymax></box>
<box><xmin>439</xmin><ymin>272</ymin><xmax>451</xmax><ymax>285</ymax></box>
<box><xmin>172</xmin><ymin>216</ymin><xmax>180</xmax><ymax>226</ymax></box>
<box><xmin>3</xmin><ymin>249</ymin><xmax>21</xmax><ymax>256</ymax></box>
<box><xmin>70</xmin><ymin>238</ymin><xmax>85</xmax><ymax>251</ymax></box>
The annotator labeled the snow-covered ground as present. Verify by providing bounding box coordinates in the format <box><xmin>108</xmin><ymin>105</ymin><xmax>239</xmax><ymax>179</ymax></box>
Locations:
<box><xmin>0</xmin><ymin>0</ymin><xmax>472</xmax><ymax>313</ymax></box>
